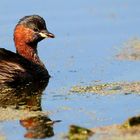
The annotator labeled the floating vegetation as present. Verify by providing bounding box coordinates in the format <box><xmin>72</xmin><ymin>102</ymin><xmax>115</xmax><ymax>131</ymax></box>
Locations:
<box><xmin>71</xmin><ymin>82</ymin><xmax>140</xmax><ymax>94</ymax></box>
<box><xmin>65</xmin><ymin>115</ymin><xmax>140</xmax><ymax>140</ymax></box>
<box><xmin>0</xmin><ymin>107</ymin><xmax>46</xmax><ymax>121</ymax></box>
<box><xmin>90</xmin><ymin>115</ymin><xmax>140</xmax><ymax>140</ymax></box>
<box><xmin>116</xmin><ymin>38</ymin><xmax>140</xmax><ymax>60</ymax></box>
<box><xmin>122</xmin><ymin>115</ymin><xmax>140</xmax><ymax>129</ymax></box>
<box><xmin>67</xmin><ymin>125</ymin><xmax>94</xmax><ymax>140</ymax></box>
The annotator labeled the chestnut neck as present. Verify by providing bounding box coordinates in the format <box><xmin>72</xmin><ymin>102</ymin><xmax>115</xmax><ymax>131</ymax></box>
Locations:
<box><xmin>16</xmin><ymin>43</ymin><xmax>44</xmax><ymax>66</ymax></box>
<box><xmin>14</xmin><ymin>25</ymin><xmax>44</xmax><ymax>67</ymax></box>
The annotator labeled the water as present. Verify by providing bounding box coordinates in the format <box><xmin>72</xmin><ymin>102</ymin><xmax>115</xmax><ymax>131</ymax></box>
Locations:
<box><xmin>0</xmin><ymin>0</ymin><xmax>140</xmax><ymax>139</ymax></box>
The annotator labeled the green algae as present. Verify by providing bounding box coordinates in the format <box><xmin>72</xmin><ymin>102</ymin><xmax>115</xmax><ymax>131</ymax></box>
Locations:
<box><xmin>71</xmin><ymin>82</ymin><xmax>140</xmax><ymax>94</ymax></box>
<box><xmin>121</xmin><ymin>115</ymin><xmax>140</xmax><ymax>129</ymax></box>
<box><xmin>67</xmin><ymin>125</ymin><xmax>94</xmax><ymax>140</ymax></box>
<box><xmin>71</xmin><ymin>83</ymin><xmax>119</xmax><ymax>94</ymax></box>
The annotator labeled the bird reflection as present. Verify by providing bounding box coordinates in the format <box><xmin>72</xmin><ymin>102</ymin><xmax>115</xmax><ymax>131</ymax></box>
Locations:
<box><xmin>0</xmin><ymin>77</ymin><xmax>49</xmax><ymax>110</ymax></box>
<box><xmin>20</xmin><ymin>115</ymin><xmax>54</xmax><ymax>139</ymax></box>
<box><xmin>0</xmin><ymin>78</ymin><xmax>59</xmax><ymax>139</ymax></box>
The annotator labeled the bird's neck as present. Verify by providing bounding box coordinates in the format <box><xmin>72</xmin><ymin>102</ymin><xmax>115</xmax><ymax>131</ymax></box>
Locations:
<box><xmin>14</xmin><ymin>24</ymin><xmax>44</xmax><ymax>67</ymax></box>
<box><xmin>16</xmin><ymin>42</ymin><xmax>44</xmax><ymax>67</ymax></box>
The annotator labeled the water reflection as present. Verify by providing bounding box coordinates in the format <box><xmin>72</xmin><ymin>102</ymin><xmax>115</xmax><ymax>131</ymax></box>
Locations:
<box><xmin>0</xmin><ymin>76</ymin><xmax>50</xmax><ymax>110</ymax></box>
<box><xmin>21</xmin><ymin>115</ymin><xmax>54</xmax><ymax>139</ymax></box>
<box><xmin>0</xmin><ymin>78</ymin><xmax>59</xmax><ymax>139</ymax></box>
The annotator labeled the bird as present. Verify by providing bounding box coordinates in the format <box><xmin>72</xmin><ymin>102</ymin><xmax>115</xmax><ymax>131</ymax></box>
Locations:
<box><xmin>0</xmin><ymin>15</ymin><xmax>55</xmax><ymax>90</ymax></box>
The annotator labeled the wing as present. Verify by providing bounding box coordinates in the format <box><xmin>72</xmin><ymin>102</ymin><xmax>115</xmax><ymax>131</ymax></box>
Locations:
<box><xmin>0</xmin><ymin>48</ymin><xmax>32</xmax><ymax>85</ymax></box>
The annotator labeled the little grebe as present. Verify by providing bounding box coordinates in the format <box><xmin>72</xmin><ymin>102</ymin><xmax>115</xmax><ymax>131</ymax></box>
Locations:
<box><xmin>0</xmin><ymin>15</ymin><xmax>54</xmax><ymax>87</ymax></box>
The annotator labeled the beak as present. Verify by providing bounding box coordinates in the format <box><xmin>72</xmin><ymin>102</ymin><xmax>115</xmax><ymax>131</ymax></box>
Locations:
<box><xmin>39</xmin><ymin>30</ymin><xmax>55</xmax><ymax>38</ymax></box>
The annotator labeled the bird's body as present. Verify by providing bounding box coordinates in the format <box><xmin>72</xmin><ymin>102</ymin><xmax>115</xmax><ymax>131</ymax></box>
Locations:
<box><xmin>0</xmin><ymin>48</ymin><xmax>49</xmax><ymax>86</ymax></box>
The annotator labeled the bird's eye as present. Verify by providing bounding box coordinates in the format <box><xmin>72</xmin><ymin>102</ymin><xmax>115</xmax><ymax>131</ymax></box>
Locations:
<box><xmin>34</xmin><ymin>28</ymin><xmax>39</xmax><ymax>32</ymax></box>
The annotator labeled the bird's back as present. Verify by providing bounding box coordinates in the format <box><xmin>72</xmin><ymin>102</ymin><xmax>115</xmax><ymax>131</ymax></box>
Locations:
<box><xmin>0</xmin><ymin>48</ymin><xmax>50</xmax><ymax>89</ymax></box>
